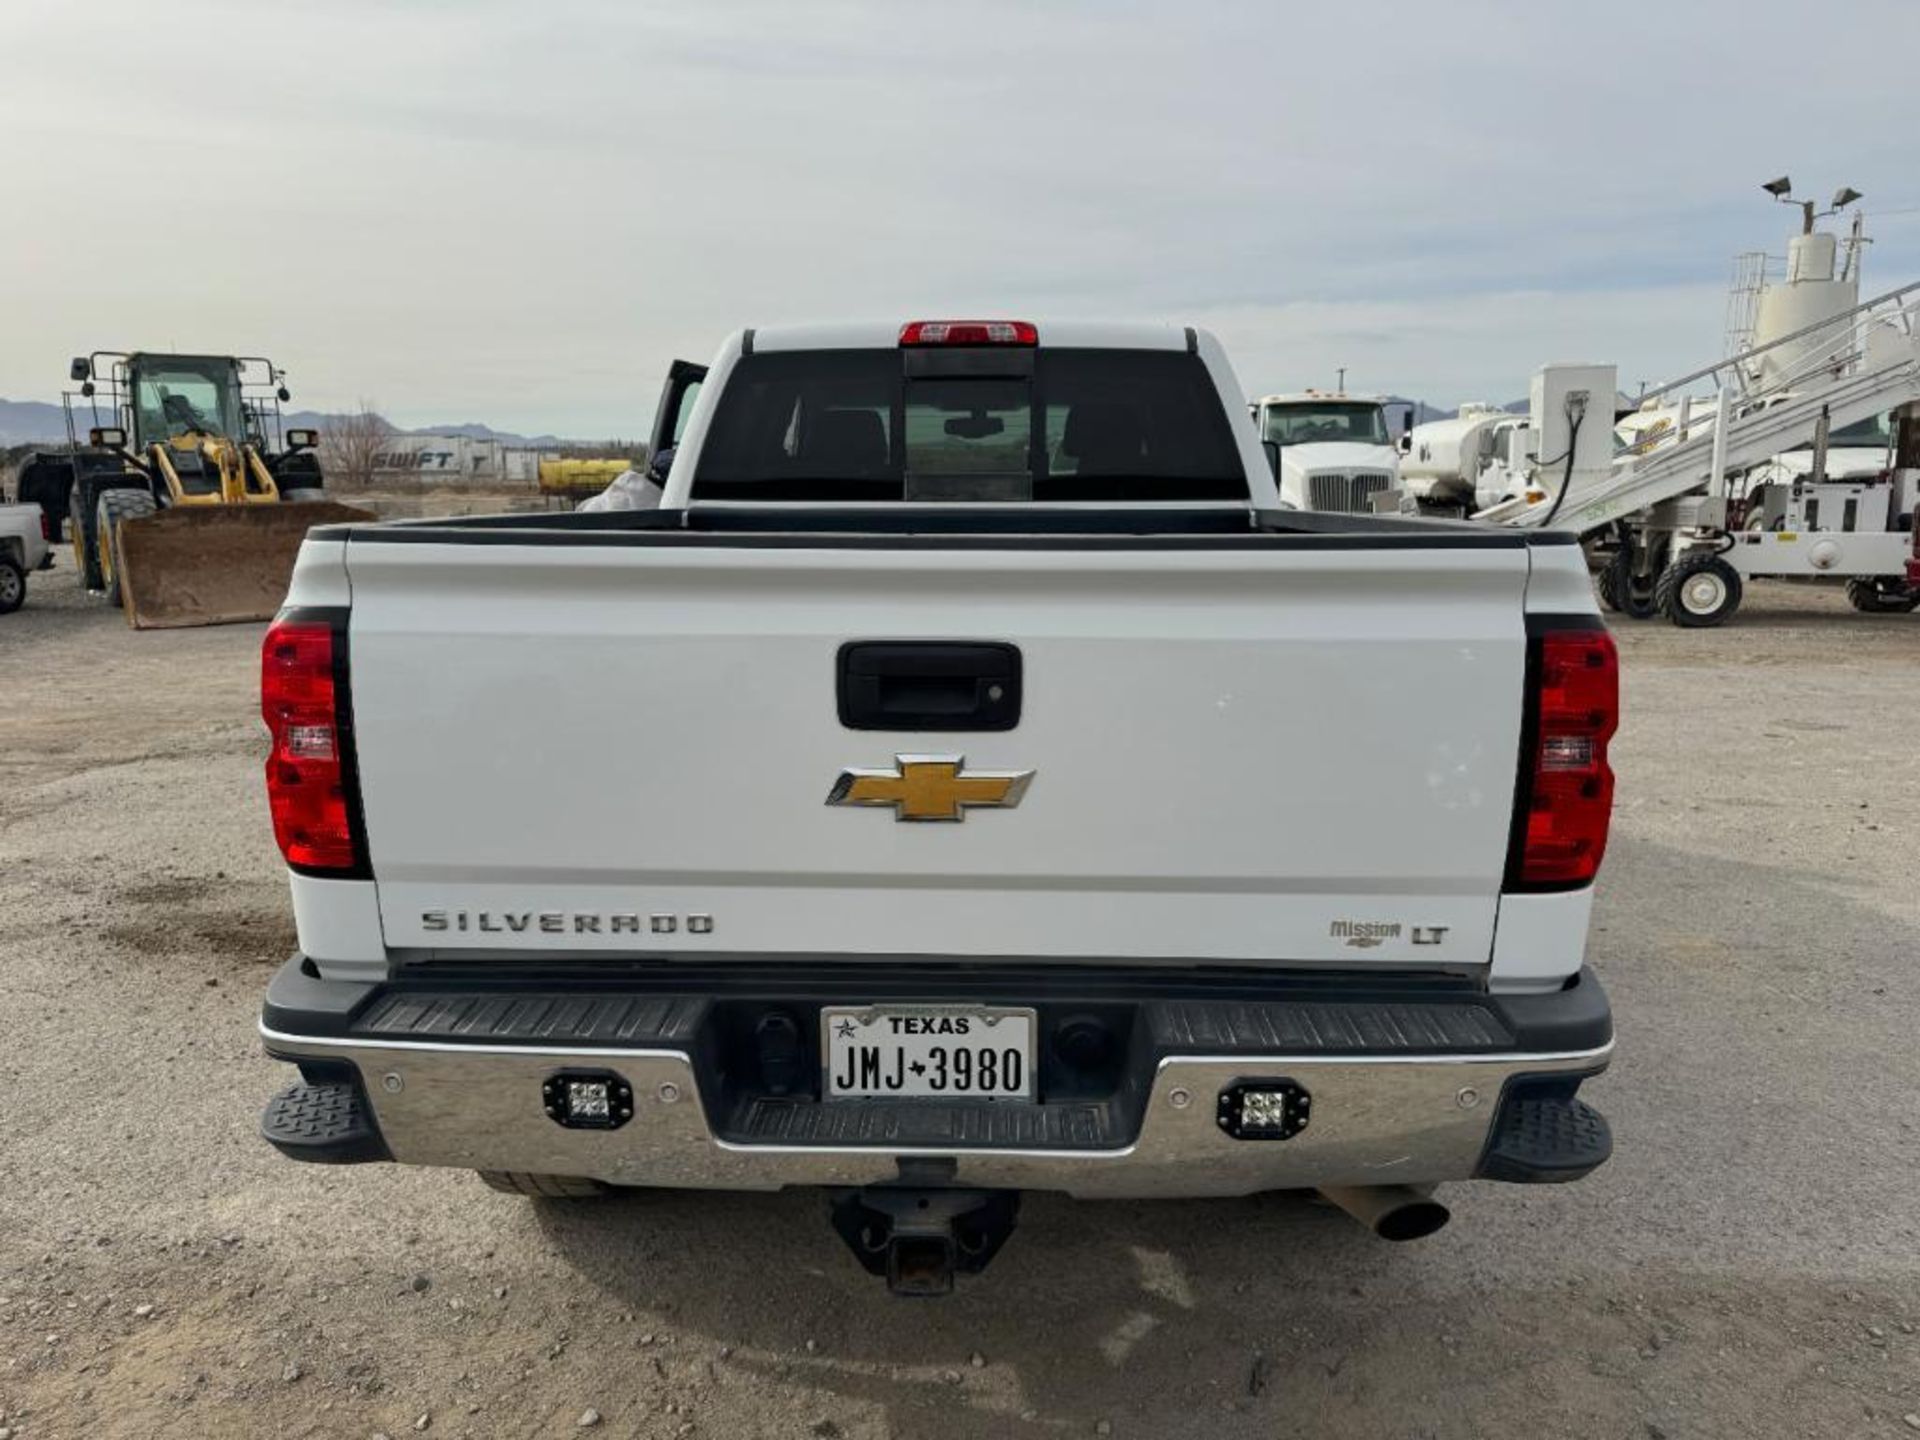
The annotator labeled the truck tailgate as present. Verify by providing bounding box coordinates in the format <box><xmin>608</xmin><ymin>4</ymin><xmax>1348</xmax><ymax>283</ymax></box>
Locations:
<box><xmin>342</xmin><ymin>535</ymin><xmax>1531</xmax><ymax>967</ymax></box>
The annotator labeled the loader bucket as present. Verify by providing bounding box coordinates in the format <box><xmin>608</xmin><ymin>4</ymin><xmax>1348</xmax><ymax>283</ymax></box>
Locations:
<box><xmin>114</xmin><ymin>503</ymin><xmax>377</xmax><ymax>629</ymax></box>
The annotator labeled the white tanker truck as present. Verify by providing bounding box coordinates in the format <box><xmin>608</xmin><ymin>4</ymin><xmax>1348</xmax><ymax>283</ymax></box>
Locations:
<box><xmin>1398</xmin><ymin>403</ymin><xmax>1532</xmax><ymax>515</ymax></box>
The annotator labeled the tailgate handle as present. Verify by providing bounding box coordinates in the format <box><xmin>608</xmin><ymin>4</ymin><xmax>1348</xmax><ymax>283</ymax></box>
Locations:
<box><xmin>837</xmin><ymin>642</ymin><xmax>1022</xmax><ymax>732</ymax></box>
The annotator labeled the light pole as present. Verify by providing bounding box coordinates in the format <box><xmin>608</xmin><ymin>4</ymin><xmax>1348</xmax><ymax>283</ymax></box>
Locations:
<box><xmin>1762</xmin><ymin>176</ymin><xmax>1863</xmax><ymax>235</ymax></box>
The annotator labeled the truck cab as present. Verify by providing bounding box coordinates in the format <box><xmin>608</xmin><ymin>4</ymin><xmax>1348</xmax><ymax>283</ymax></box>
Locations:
<box><xmin>1252</xmin><ymin>391</ymin><xmax>1402</xmax><ymax>514</ymax></box>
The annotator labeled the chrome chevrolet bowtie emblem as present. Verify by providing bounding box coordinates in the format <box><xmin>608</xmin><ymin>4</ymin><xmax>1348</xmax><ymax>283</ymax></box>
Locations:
<box><xmin>826</xmin><ymin>755</ymin><xmax>1035</xmax><ymax>822</ymax></box>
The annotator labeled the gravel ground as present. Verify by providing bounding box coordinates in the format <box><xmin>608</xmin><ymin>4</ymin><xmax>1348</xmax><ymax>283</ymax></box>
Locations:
<box><xmin>3</xmin><ymin>560</ymin><xmax>1918</xmax><ymax>1439</ymax></box>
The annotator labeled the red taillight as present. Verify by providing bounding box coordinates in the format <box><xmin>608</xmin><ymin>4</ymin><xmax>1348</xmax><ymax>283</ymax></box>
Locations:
<box><xmin>262</xmin><ymin>618</ymin><xmax>360</xmax><ymax>873</ymax></box>
<box><xmin>898</xmin><ymin>320</ymin><xmax>1038</xmax><ymax>347</ymax></box>
<box><xmin>1511</xmin><ymin>626</ymin><xmax>1618</xmax><ymax>890</ymax></box>
<box><xmin>39</xmin><ymin>512</ymin><xmax>51</xmax><ymax>543</ymax></box>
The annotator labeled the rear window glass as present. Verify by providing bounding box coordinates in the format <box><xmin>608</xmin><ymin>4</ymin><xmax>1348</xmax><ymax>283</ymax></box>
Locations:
<box><xmin>692</xmin><ymin>348</ymin><xmax>1246</xmax><ymax>502</ymax></box>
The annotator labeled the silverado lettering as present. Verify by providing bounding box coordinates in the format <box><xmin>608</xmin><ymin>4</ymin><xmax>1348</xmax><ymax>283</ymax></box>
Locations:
<box><xmin>418</xmin><ymin>909</ymin><xmax>714</xmax><ymax>935</ymax></box>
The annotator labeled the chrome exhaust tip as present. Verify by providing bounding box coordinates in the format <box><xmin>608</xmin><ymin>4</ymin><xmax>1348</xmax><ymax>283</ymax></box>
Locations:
<box><xmin>1317</xmin><ymin>1185</ymin><xmax>1451</xmax><ymax>1242</ymax></box>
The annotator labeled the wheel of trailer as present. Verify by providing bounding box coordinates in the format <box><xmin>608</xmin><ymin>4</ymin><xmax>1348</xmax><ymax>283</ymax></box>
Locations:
<box><xmin>95</xmin><ymin>488</ymin><xmax>158</xmax><ymax>608</ymax></box>
<box><xmin>1595</xmin><ymin>552</ymin><xmax>1623</xmax><ymax>612</ymax></box>
<box><xmin>1656</xmin><ymin>552</ymin><xmax>1743</xmax><ymax>628</ymax></box>
<box><xmin>69</xmin><ymin>482</ymin><xmax>103</xmax><ymax>589</ymax></box>
<box><xmin>1600</xmin><ymin>546</ymin><xmax>1659</xmax><ymax>620</ymax></box>
<box><xmin>1844</xmin><ymin>578</ymin><xmax>1920</xmax><ymax>614</ymax></box>
<box><xmin>475</xmin><ymin>1170</ymin><xmax>609</xmax><ymax>1199</ymax></box>
<box><xmin>0</xmin><ymin>556</ymin><xmax>25</xmax><ymax>615</ymax></box>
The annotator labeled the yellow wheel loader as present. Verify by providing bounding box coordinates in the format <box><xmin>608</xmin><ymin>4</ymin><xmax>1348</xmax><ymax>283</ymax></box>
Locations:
<box><xmin>62</xmin><ymin>351</ymin><xmax>373</xmax><ymax>628</ymax></box>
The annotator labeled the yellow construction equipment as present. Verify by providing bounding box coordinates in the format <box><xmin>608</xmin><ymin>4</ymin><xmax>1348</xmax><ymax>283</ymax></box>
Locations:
<box><xmin>537</xmin><ymin>456</ymin><xmax>631</xmax><ymax>500</ymax></box>
<box><xmin>60</xmin><ymin>351</ymin><xmax>375</xmax><ymax>628</ymax></box>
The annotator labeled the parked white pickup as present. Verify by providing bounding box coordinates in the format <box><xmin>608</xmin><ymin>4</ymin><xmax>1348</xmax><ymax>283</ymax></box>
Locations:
<box><xmin>257</xmin><ymin>320</ymin><xmax>1619</xmax><ymax>1293</ymax></box>
<box><xmin>0</xmin><ymin>501</ymin><xmax>52</xmax><ymax>613</ymax></box>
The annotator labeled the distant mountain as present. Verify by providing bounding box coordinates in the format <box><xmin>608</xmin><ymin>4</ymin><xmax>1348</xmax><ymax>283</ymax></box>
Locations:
<box><xmin>0</xmin><ymin>399</ymin><xmax>79</xmax><ymax>446</ymax></box>
<box><xmin>281</xmin><ymin>412</ymin><xmax>573</xmax><ymax>446</ymax></box>
<box><xmin>1387</xmin><ymin>397</ymin><xmax>1457</xmax><ymax>426</ymax></box>
<box><xmin>408</xmin><ymin>421</ymin><xmax>571</xmax><ymax>448</ymax></box>
<box><xmin>2</xmin><ymin>398</ymin><xmax>582</xmax><ymax>449</ymax></box>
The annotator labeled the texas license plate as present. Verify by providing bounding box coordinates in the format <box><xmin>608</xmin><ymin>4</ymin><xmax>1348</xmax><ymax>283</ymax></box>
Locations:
<box><xmin>823</xmin><ymin>1006</ymin><xmax>1036</xmax><ymax>1100</ymax></box>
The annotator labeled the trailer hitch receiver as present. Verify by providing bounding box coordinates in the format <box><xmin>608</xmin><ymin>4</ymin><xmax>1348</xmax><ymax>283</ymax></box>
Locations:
<box><xmin>828</xmin><ymin>1187</ymin><xmax>1021</xmax><ymax>1296</ymax></box>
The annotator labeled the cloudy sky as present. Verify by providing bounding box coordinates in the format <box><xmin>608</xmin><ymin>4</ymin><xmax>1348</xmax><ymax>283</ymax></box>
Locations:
<box><xmin>5</xmin><ymin>0</ymin><xmax>1918</xmax><ymax>436</ymax></box>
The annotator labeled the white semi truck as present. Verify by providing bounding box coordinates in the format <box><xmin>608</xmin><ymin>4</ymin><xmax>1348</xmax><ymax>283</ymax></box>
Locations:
<box><xmin>255</xmin><ymin>319</ymin><xmax>1617</xmax><ymax>1295</ymax></box>
<box><xmin>1251</xmin><ymin>391</ymin><xmax>1403</xmax><ymax>513</ymax></box>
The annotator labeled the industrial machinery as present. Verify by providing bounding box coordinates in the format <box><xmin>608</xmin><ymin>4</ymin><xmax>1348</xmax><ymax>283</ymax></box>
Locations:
<box><xmin>537</xmin><ymin>455</ymin><xmax>631</xmax><ymax>501</ymax></box>
<box><xmin>1466</xmin><ymin>184</ymin><xmax>1920</xmax><ymax>625</ymax></box>
<box><xmin>51</xmin><ymin>351</ymin><xmax>371</xmax><ymax>628</ymax></box>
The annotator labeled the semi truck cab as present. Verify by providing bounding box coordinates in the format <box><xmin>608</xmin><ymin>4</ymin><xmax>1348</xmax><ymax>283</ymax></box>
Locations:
<box><xmin>1252</xmin><ymin>391</ymin><xmax>1404</xmax><ymax>514</ymax></box>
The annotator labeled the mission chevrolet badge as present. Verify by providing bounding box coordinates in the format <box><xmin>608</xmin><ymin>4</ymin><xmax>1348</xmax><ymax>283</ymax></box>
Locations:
<box><xmin>825</xmin><ymin>754</ymin><xmax>1035</xmax><ymax>822</ymax></box>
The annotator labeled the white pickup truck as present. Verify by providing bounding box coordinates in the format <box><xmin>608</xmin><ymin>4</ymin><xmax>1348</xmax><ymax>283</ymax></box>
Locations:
<box><xmin>0</xmin><ymin>501</ymin><xmax>53</xmax><ymax>614</ymax></box>
<box><xmin>257</xmin><ymin>320</ymin><xmax>1617</xmax><ymax>1294</ymax></box>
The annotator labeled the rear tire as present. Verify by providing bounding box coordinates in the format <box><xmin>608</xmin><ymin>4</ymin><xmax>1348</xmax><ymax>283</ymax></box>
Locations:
<box><xmin>1844</xmin><ymin>577</ymin><xmax>1920</xmax><ymax>614</ymax></box>
<box><xmin>96</xmin><ymin>488</ymin><xmax>158</xmax><ymax>608</ymax></box>
<box><xmin>1599</xmin><ymin>544</ymin><xmax>1659</xmax><ymax>619</ymax></box>
<box><xmin>1656</xmin><ymin>552</ymin><xmax>1743</xmax><ymax>628</ymax></box>
<box><xmin>0</xmin><ymin>556</ymin><xmax>25</xmax><ymax>614</ymax></box>
<box><xmin>475</xmin><ymin>1170</ymin><xmax>608</xmax><ymax>1198</ymax></box>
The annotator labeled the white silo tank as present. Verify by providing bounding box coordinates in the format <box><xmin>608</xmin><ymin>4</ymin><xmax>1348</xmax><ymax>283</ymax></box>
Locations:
<box><xmin>1748</xmin><ymin>229</ymin><xmax>1858</xmax><ymax>389</ymax></box>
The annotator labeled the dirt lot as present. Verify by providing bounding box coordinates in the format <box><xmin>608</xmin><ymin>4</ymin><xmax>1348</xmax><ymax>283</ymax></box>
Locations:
<box><xmin>2</xmin><ymin>560</ymin><xmax>1918</xmax><ymax>1440</ymax></box>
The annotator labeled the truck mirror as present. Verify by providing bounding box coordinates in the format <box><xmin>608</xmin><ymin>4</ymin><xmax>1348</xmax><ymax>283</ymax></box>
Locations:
<box><xmin>645</xmin><ymin>445</ymin><xmax>675</xmax><ymax>484</ymax></box>
<box><xmin>1260</xmin><ymin>439</ymin><xmax>1280</xmax><ymax>478</ymax></box>
<box><xmin>70</xmin><ymin>357</ymin><xmax>91</xmax><ymax>382</ymax></box>
<box><xmin>277</xmin><ymin>386</ymin><xmax>292</xmax><ymax>403</ymax></box>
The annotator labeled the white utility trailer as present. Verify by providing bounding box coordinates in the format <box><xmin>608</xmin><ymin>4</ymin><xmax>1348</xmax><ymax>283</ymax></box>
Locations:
<box><xmin>1472</xmin><ymin>194</ymin><xmax>1920</xmax><ymax>626</ymax></box>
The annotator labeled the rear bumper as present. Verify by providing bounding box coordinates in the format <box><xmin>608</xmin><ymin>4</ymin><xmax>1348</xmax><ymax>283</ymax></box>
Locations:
<box><xmin>258</xmin><ymin>956</ymin><xmax>1613</xmax><ymax>1199</ymax></box>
